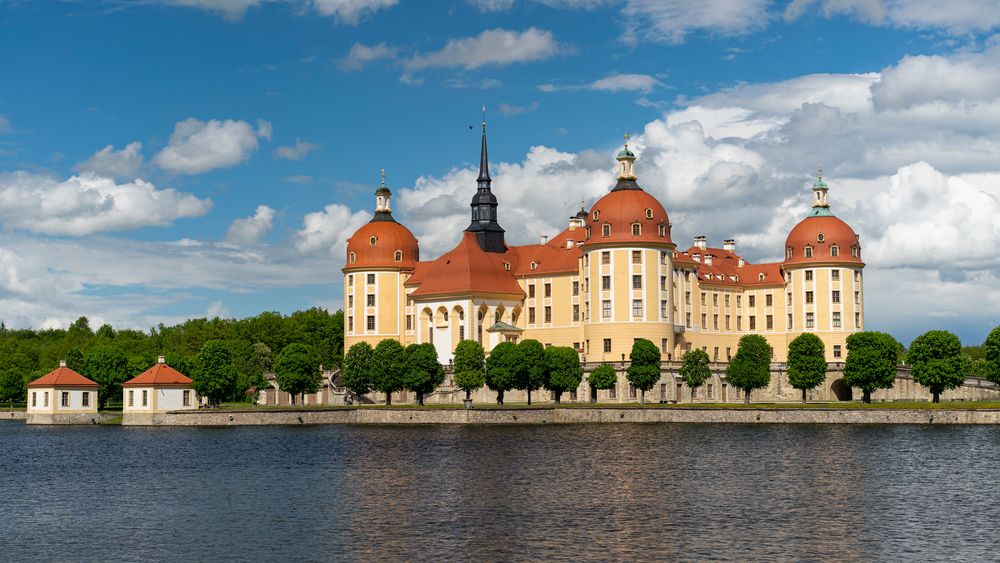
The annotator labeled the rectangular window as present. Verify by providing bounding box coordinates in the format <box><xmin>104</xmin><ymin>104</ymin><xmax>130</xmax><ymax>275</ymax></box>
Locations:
<box><xmin>406</xmin><ymin>315</ymin><xmax>412</xmax><ymax>331</ymax></box>
<box><xmin>366</xmin><ymin>294</ymin><xmax>375</xmax><ymax>306</ymax></box>
<box><xmin>660</xmin><ymin>276</ymin><xmax>667</xmax><ymax>291</ymax></box>
<box><xmin>855</xmin><ymin>291</ymin><xmax>860</xmax><ymax>304</ymax></box>
<box><xmin>833</xmin><ymin>312</ymin><xmax>841</xmax><ymax>328</ymax></box>
<box><xmin>529</xmin><ymin>307</ymin><xmax>536</xmax><ymax>323</ymax></box>
<box><xmin>44</xmin><ymin>392</ymin><xmax>48</xmax><ymax>407</ymax></box>
<box><xmin>713</xmin><ymin>294</ymin><xmax>718</xmax><ymax>306</ymax></box>
<box><xmin>707</xmin><ymin>384</ymin><xmax>713</xmax><ymax>398</ymax></box>
<box><xmin>128</xmin><ymin>390</ymin><xmax>134</xmax><ymax>407</ymax></box>
<box><xmin>855</xmin><ymin>312</ymin><xmax>861</xmax><ymax>328</ymax></box>
<box><xmin>183</xmin><ymin>390</ymin><xmax>191</xmax><ymax>406</ymax></box>
<box><xmin>459</xmin><ymin>326</ymin><xmax>466</xmax><ymax>340</ymax></box>
<box><xmin>31</xmin><ymin>392</ymin><xmax>36</xmax><ymax>407</ymax></box>
<box><xmin>701</xmin><ymin>313</ymin><xmax>707</xmax><ymax>328</ymax></box>
<box><xmin>661</xmin><ymin>300</ymin><xmax>668</xmax><ymax>318</ymax></box>
<box><xmin>61</xmin><ymin>392</ymin><xmax>69</xmax><ymax>407</ymax></box>
<box><xmin>82</xmin><ymin>392</ymin><xmax>89</xmax><ymax>407</ymax></box>
<box><xmin>725</xmin><ymin>348</ymin><xmax>731</xmax><ymax>361</ymax></box>
<box><xmin>832</xmin><ymin>269</ymin><xmax>840</xmax><ymax>281</ymax></box>
<box><xmin>661</xmin><ymin>339</ymin><xmax>668</xmax><ymax>353</ymax></box>
<box><xmin>766</xmin><ymin>315</ymin><xmax>774</xmax><ymax>330</ymax></box>
<box><xmin>749</xmin><ymin>315</ymin><xmax>756</xmax><ymax>330</ymax></box>
<box><xmin>601</xmin><ymin>251</ymin><xmax>610</xmax><ymax>265</ymax></box>
<box><xmin>348</xmin><ymin>295</ymin><xmax>353</xmax><ymax>308</ymax></box>
<box><xmin>806</xmin><ymin>291</ymin><xmax>814</xmax><ymax>304</ymax></box>
<box><xmin>737</xmin><ymin>316</ymin><xmax>742</xmax><ymax>330</ymax></box>
<box><xmin>529</xmin><ymin>284</ymin><xmax>536</xmax><ymax>298</ymax></box>
<box><xmin>366</xmin><ymin>273</ymin><xmax>375</xmax><ymax>284</ymax></box>
<box><xmin>572</xmin><ymin>281</ymin><xmax>579</xmax><ymax>296</ymax></box>
<box><xmin>806</xmin><ymin>312</ymin><xmax>815</xmax><ymax>329</ymax></box>
<box><xmin>366</xmin><ymin>316</ymin><xmax>375</xmax><ymax>331</ymax></box>
<box><xmin>603</xmin><ymin>300</ymin><xmax>611</xmax><ymax>319</ymax></box>
<box><xmin>686</xmin><ymin>312</ymin><xmax>692</xmax><ymax>328</ymax></box>
<box><xmin>787</xmin><ymin>292</ymin><xmax>792</xmax><ymax>305</ymax></box>
<box><xmin>788</xmin><ymin>314</ymin><xmax>793</xmax><ymax>330</ymax></box>
<box><xmin>348</xmin><ymin>317</ymin><xmax>354</xmax><ymax>332</ymax></box>
<box><xmin>603</xmin><ymin>338</ymin><xmax>612</xmax><ymax>353</ymax></box>
<box><xmin>660</xmin><ymin>251</ymin><xmax>668</xmax><ymax>264</ymax></box>
<box><xmin>766</xmin><ymin>294</ymin><xmax>773</xmax><ymax>307</ymax></box>
<box><xmin>348</xmin><ymin>275</ymin><xmax>354</xmax><ymax>287</ymax></box>
<box><xmin>700</xmin><ymin>292</ymin><xmax>706</xmax><ymax>304</ymax></box>
<box><xmin>633</xmin><ymin>275</ymin><xmax>642</xmax><ymax>289</ymax></box>
<box><xmin>685</xmin><ymin>291</ymin><xmax>691</xmax><ymax>305</ymax></box>
<box><xmin>713</xmin><ymin>347</ymin><xmax>719</xmax><ymax>361</ymax></box>
<box><xmin>833</xmin><ymin>345</ymin><xmax>842</xmax><ymax>359</ymax></box>
<box><xmin>805</xmin><ymin>270</ymin><xmax>813</xmax><ymax>282</ymax></box>
<box><xmin>632</xmin><ymin>250</ymin><xmax>641</xmax><ymax>264</ymax></box>
<box><xmin>573</xmin><ymin>304</ymin><xmax>580</xmax><ymax>322</ymax></box>
<box><xmin>544</xmin><ymin>306</ymin><xmax>552</xmax><ymax>323</ymax></box>
<box><xmin>725</xmin><ymin>295</ymin><xmax>730</xmax><ymax>307</ymax></box>
<box><xmin>725</xmin><ymin>315</ymin><xmax>730</xmax><ymax>330</ymax></box>
<box><xmin>142</xmin><ymin>390</ymin><xmax>148</xmax><ymax>407</ymax></box>
<box><xmin>748</xmin><ymin>295</ymin><xmax>756</xmax><ymax>307</ymax></box>
<box><xmin>544</xmin><ymin>283</ymin><xmax>551</xmax><ymax>298</ymax></box>
<box><xmin>632</xmin><ymin>300</ymin><xmax>642</xmax><ymax>318</ymax></box>
<box><xmin>602</xmin><ymin>276</ymin><xmax>611</xmax><ymax>290</ymax></box>
<box><xmin>832</xmin><ymin>290</ymin><xmax>841</xmax><ymax>304</ymax></box>
<box><xmin>713</xmin><ymin>314</ymin><xmax>719</xmax><ymax>330</ymax></box>
<box><xmin>736</xmin><ymin>295</ymin><xmax>741</xmax><ymax>308</ymax></box>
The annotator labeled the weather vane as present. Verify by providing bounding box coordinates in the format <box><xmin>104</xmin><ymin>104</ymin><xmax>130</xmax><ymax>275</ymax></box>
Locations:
<box><xmin>380</xmin><ymin>167</ymin><xmax>386</xmax><ymax>187</ymax></box>
<box><xmin>624</xmin><ymin>132</ymin><xmax>630</xmax><ymax>148</ymax></box>
<box><xmin>817</xmin><ymin>162</ymin><xmax>823</xmax><ymax>180</ymax></box>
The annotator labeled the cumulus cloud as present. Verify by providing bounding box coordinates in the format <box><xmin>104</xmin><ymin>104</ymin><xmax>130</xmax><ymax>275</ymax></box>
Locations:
<box><xmin>0</xmin><ymin>171</ymin><xmax>211</xmax><ymax>236</ymax></box>
<box><xmin>786</xmin><ymin>0</ymin><xmax>1000</xmax><ymax>35</ymax></box>
<box><xmin>166</xmin><ymin>0</ymin><xmax>261</xmax><ymax>20</ymax></box>
<box><xmin>295</xmin><ymin>203</ymin><xmax>371</xmax><ymax>255</ymax></box>
<box><xmin>164</xmin><ymin>0</ymin><xmax>397</xmax><ymax>23</ymax></box>
<box><xmin>225</xmin><ymin>204</ymin><xmax>276</xmax><ymax>246</ymax></box>
<box><xmin>404</xmin><ymin>28</ymin><xmax>562</xmax><ymax>71</ymax></box>
<box><xmin>541</xmin><ymin>73</ymin><xmax>666</xmax><ymax>94</ymax></box>
<box><xmin>311</xmin><ymin>0</ymin><xmax>398</xmax><ymax>24</ymax></box>
<box><xmin>468</xmin><ymin>0</ymin><xmax>515</xmax><ymax>10</ymax></box>
<box><xmin>153</xmin><ymin>118</ymin><xmax>271</xmax><ymax>174</ymax></box>
<box><xmin>338</xmin><ymin>42</ymin><xmax>398</xmax><ymax>71</ymax></box>
<box><xmin>273</xmin><ymin>138</ymin><xmax>320</xmax><ymax>160</ymax></box>
<box><xmin>622</xmin><ymin>0</ymin><xmax>772</xmax><ymax>44</ymax></box>
<box><xmin>73</xmin><ymin>142</ymin><xmax>144</xmax><ymax>179</ymax></box>
<box><xmin>498</xmin><ymin>102</ymin><xmax>540</xmax><ymax>116</ymax></box>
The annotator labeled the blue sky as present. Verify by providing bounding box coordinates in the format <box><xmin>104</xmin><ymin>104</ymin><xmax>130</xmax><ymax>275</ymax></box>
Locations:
<box><xmin>1</xmin><ymin>0</ymin><xmax>999</xmax><ymax>346</ymax></box>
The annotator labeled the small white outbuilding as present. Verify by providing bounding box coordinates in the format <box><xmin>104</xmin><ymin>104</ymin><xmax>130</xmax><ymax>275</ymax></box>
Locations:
<box><xmin>122</xmin><ymin>356</ymin><xmax>196</xmax><ymax>424</ymax></box>
<box><xmin>26</xmin><ymin>360</ymin><xmax>99</xmax><ymax>425</ymax></box>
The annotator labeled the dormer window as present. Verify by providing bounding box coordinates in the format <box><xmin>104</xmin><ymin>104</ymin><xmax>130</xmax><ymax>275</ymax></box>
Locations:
<box><xmin>394</xmin><ymin>250</ymin><xmax>403</xmax><ymax>262</ymax></box>
<box><xmin>645</xmin><ymin>208</ymin><xmax>653</xmax><ymax>219</ymax></box>
<box><xmin>851</xmin><ymin>245</ymin><xmax>860</xmax><ymax>258</ymax></box>
<box><xmin>369</xmin><ymin>236</ymin><xmax>377</xmax><ymax>246</ymax></box>
<box><xmin>817</xmin><ymin>233</ymin><xmax>825</xmax><ymax>243</ymax></box>
<box><xmin>759</xmin><ymin>273</ymin><xmax>766</xmax><ymax>281</ymax></box>
<box><xmin>349</xmin><ymin>252</ymin><xmax>356</xmax><ymax>264</ymax></box>
<box><xmin>804</xmin><ymin>246</ymin><xmax>814</xmax><ymax>258</ymax></box>
<box><xmin>786</xmin><ymin>247</ymin><xmax>793</xmax><ymax>259</ymax></box>
<box><xmin>631</xmin><ymin>223</ymin><xmax>641</xmax><ymax>236</ymax></box>
<box><xmin>503</xmin><ymin>262</ymin><xmax>511</xmax><ymax>271</ymax></box>
<box><xmin>593</xmin><ymin>210</ymin><xmax>600</xmax><ymax>221</ymax></box>
<box><xmin>586</xmin><ymin>226</ymin><xmax>591</xmax><ymax>238</ymax></box>
<box><xmin>830</xmin><ymin>245</ymin><xmax>840</xmax><ymax>257</ymax></box>
<box><xmin>602</xmin><ymin>224</ymin><xmax>611</xmax><ymax>237</ymax></box>
<box><xmin>530</xmin><ymin>261</ymin><xmax>538</xmax><ymax>270</ymax></box>
<box><xmin>658</xmin><ymin>224</ymin><xmax>666</xmax><ymax>237</ymax></box>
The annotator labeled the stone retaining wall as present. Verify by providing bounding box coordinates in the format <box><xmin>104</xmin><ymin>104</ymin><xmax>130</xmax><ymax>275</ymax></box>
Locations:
<box><xmin>25</xmin><ymin>412</ymin><xmax>116</xmax><ymax>425</ymax></box>
<box><xmin>137</xmin><ymin>406</ymin><xmax>1000</xmax><ymax>426</ymax></box>
<box><xmin>0</xmin><ymin>410</ymin><xmax>26</xmax><ymax>420</ymax></box>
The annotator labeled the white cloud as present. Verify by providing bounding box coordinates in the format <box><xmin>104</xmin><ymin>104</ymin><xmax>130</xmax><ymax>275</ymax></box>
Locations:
<box><xmin>622</xmin><ymin>0</ymin><xmax>772</xmax><ymax>44</ymax></box>
<box><xmin>786</xmin><ymin>0</ymin><xmax>1000</xmax><ymax>35</ymax></box>
<box><xmin>404</xmin><ymin>28</ymin><xmax>562</xmax><ymax>71</ymax></box>
<box><xmin>310</xmin><ymin>0</ymin><xmax>398</xmax><ymax>24</ymax></box>
<box><xmin>0</xmin><ymin>115</ymin><xmax>11</xmax><ymax>135</ymax></box>
<box><xmin>872</xmin><ymin>49</ymin><xmax>1000</xmax><ymax>110</ymax></box>
<box><xmin>468</xmin><ymin>0</ymin><xmax>516</xmax><ymax>11</ymax></box>
<box><xmin>226</xmin><ymin>204</ymin><xmax>276</xmax><ymax>246</ymax></box>
<box><xmin>153</xmin><ymin>118</ymin><xmax>271</xmax><ymax>174</ymax></box>
<box><xmin>73</xmin><ymin>142</ymin><xmax>144</xmax><ymax>179</ymax></box>
<box><xmin>0</xmin><ymin>171</ymin><xmax>211</xmax><ymax>236</ymax></box>
<box><xmin>295</xmin><ymin>203</ymin><xmax>371</xmax><ymax>255</ymax></box>
<box><xmin>282</xmin><ymin>175</ymin><xmax>314</xmax><ymax>184</ymax></box>
<box><xmin>499</xmin><ymin>102</ymin><xmax>540</xmax><ymax>116</ymax></box>
<box><xmin>338</xmin><ymin>42</ymin><xmax>398</xmax><ymax>71</ymax></box>
<box><xmin>167</xmin><ymin>0</ymin><xmax>261</xmax><ymax>21</ymax></box>
<box><xmin>540</xmin><ymin>73</ymin><xmax>665</xmax><ymax>94</ymax></box>
<box><xmin>164</xmin><ymin>0</ymin><xmax>397</xmax><ymax>23</ymax></box>
<box><xmin>206</xmin><ymin>300</ymin><xmax>230</xmax><ymax>319</ymax></box>
<box><xmin>273</xmin><ymin>138</ymin><xmax>320</xmax><ymax>160</ymax></box>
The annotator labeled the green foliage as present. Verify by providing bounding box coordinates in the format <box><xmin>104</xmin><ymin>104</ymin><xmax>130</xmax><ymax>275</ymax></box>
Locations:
<box><xmin>627</xmin><ymin>338</ymin><xmax>661</xmax><ymax>402</ymax></box>
<box><xmin>453</xmin><ymin>369</ymin><xmax>485</xmax><ymax>399</ymax></box>
<box><xmin>84</xmin><ymin>345</ymin><xmax>128</xmax><ymax>408</ymax></box>
<box><xmin>274</xmin><ymin>343</ymin><xmax>321</xmax><ymax>403</ymax></box>
<box><xmin>96</xmin><ymin>323</ymin><xmax>116</xmax><ymax>339</ymax></box>
<box><xmin>342</xmin><ymin>342</ymin><xmax>374</xmax><ymax>396</ymax></box>
<box><xmin>454</xmin><ymin>340</ymin><xmax>485</xmax><ymax>375</ymax></box>
<box><xmin>254</xmin><ymin>342</ymin><xmax>274</xmax><ymax>373</ymax></box>
<box><xmin>726</xmin><ymin>334</ymin><xmax>773</xmax><ymax>403</ymax></box>
<box><xmin>544</xmin><ymin>346</ymin><xmax>582</xmax><ymax>402</ymax></box>
<box><xmin>64</xmin><ymin>348</ymin><xmax>85</xmax><ymax>372</ymax></box>
<box><xmin>843</xmin><ymin>331</ymin><xmax>900</xmax><ymax>403</ymax></box>
<box><xmin>787</xmin><ymin>333</ymin><xmax>827</xmax><ymax>400</ymax></box>
<box><xmin>485</xmin><ymin>341</ymin><xmax>520</xmax><ymax>404</ymax></box>
<box><xmin>0</xmin><ymin>368</ymin><xmax>25</xmax><ymax>406</ymax></box>
<box><xmin>517</xmin><ymin>340</ymin><xmax>547</xmax><ymax>403</ymax></box>
<box><xmin>370</xmin><ymin>339</ymin><xmax>406</xmax><ymax>404</ymax></box>
<box><xmin>403</xmin><ymin>343</ymin><xmax>445</xmax><ymax>405</ymax></box>
<box><xmin>588</xmin><ymin>364</ymin><xmax>617</xmax><ymax>390</ymax></box>
<box><xmin>985</xmin><ymin>326</ymin><xmax>1000</xmax><ymax>384</ymax></box>
<box><xmin>909</xmin><ymin>330</ymin><xmax>969</xmax><ymax>403</ymax></box>
<box><xmin>193</xmin><ymin>340</ymin><xmax>238</xmax><ymax>407</ymax></box>
<box><xmin>679</xmin><ymin>348</ymin><xmax>711</xmax><ymax>395</ymax></box>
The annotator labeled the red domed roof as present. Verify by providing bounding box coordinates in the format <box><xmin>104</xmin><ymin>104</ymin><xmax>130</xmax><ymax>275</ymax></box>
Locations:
<box><xmin>784</xmin><ymin>215</ymin><xmax>862</xmax><ymax>266</ymax></box>
<box><xmin>583</xmin><ymin>181</ymin><xmax>673</xmax><ymax>246</ymax></box>
<box><xmin>345</xmin><ymin>214</ymin><xmax>419</xmax><ymax>271</ymax></box>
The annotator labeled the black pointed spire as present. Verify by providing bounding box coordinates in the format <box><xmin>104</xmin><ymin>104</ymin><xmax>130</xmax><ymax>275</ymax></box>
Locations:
<box><xmin>465</xmin><ymin>107</ymin><xmax>505</xmax><ymax>252</ymax></box>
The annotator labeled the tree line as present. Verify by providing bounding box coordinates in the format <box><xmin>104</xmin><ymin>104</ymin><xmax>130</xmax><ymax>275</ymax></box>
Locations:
<box><xmin>0</xmin><ymin>308</ymin><xmax>343</xmax><ymax>407</ymax></box>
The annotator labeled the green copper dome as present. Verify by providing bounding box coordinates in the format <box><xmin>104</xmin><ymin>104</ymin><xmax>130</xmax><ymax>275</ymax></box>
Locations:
<box><xmin>812</xmin><ymin>178</ymin><xmax>828</xmax><ymax>190</ymax></box>
<box><xmin>617</xmin><ymin>148</ymin><xmax>635</xmax><ymax>159</ymax></box>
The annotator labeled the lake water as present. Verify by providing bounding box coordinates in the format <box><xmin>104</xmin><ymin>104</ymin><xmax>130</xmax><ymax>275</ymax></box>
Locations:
<box><xmin>2</xmin><ymin>422</ymin><xmax>999</xmax><ymax>561</ymax></box>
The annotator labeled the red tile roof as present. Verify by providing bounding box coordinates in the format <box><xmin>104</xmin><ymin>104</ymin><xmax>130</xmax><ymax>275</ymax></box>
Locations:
<box><xmin>124</xmin><ymin>361</ymin><xmax>193</xmax><ymax>387</ymax></box>
<box><xmin>408</xmin><ymin>232</ymin><xmax>525</xmax><ymax>298</ymax></box>
<box><xmin>509</xmin><ymin>226</ymin><xmax>584</xmax><ymax>276</ymax></box>
<box><xmin>28</xmin><ymin>366</ymin><xmax>97</xmax><ymax>388</ymax></box>
<box><xmin>784</xmin><ymin>215</ymin><xmax>863</xmax><ymax>267</ymax></box>
<box><xmin>679</xmin><ymin>246</ymin><xmax>785</xmax><ymax>287</ymax></box>
<box><xmin>583</xmin><ymin>188</ymin><xmax>673</xmax><ymax>246</ymax></box>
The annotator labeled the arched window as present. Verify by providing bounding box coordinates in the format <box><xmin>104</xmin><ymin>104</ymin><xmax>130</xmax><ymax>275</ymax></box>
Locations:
<box><xmin>394</xmin><ymin>250</ymin><xmax>403</xmax><ymax>262</ymax></box>
<box><xmin>645</xmin><ymin>208</ymin><xmax>653</xmax><ymax>219</ymax></box>
<box><xmin>851</xmin><ymin>245</ymin><xmax>860</xmax><ymax>257</ymax></box>
<box><xmin>586</xmin><ymin>226</ymin><xmax>591</xmax><ymax>238</ymax></box>
<box><xmin>530</xmin><ymin>261</ymin><xmax>538</xmax><ymax>270</ymax></box>
<box><xmin>631</xmin><ymin>223</ymin><xmax>641</xmax><ymax>236</ymax></box>
<box><xmin>592</xmin><ymin>210</ymin><xmax>600</xmax><ymax>221</ymax></box>
<box><xmin>830</xmin><ymin>245</ymin><xmax>839</xmax><ymax>257</ymax></box>
<box><xmin>786</xmin><ymin>247</ymin><xmax>793</xmax><ymax>259</ymax></box>
<box><xmin>602</xmin><ymin>224</ymin><xmax>611</xmax><ymax>237</ymax></box>
<box><xmin>503</xmin><ymin>262</ymin><xmax>511</xmax><ymax>271</ymax></box>
<box><xmin>759</xmin><ymin>273</ymin><xmax>766</xmax><ymax>281</ymax></box>
<box><xmin>349</xmin><ymin>252</ymin><xmax>356</xmax><ymax>264</ymax></box>
<box><xmin>369</xmin><ymin>236</ymin><xmax>377</xmax><ymax>246</ymax></box>
<box><xmin>658</xmin><ymin>224</ymin><xmax>666</xmax><ymax>237</ymax></box>
<box><xmin>804</xmin><ymin>246</ymin><xmax>814</xmax><ymax>258</ymax></box>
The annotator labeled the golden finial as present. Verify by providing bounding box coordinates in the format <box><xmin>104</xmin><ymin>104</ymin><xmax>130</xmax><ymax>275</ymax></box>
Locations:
<box><xmin>817</xmin><ymin>162</ymin><xmax>823</xmax><ymax>180</ymax></box>
<box><xmin>482</xmin><ymin>104</ymin><xmax>487</xmax><ymax>129</ymax></box>
<box><xmin>380</xmin><ymin>167</ymin><xmax>386</xmax><ymax>187</ymax></box>
<box><xmin>624</xmin><ymin>132</ymin><xmax>630</xmax><ymax>149</ymax></box>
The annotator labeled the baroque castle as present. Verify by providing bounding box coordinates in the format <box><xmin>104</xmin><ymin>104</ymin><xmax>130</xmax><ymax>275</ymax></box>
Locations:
<box><xmin>343</xmin><ymin>120</ymin><xmax>865</xmax><ymax>368</ymax></box>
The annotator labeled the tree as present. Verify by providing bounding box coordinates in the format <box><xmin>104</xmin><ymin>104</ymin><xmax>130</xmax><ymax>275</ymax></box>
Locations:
<box><xmin>984</xmin><ymin>326</ymin><xmax>1000</xmax><ymax>385</ymax></box>
<box><xmin>96</xmin><ymin>323</ymin><xmax>116</xmax><ymax>339</ymax></box>
<box><xmin>254</xmin><ymin>342</ymin><xmax>274</xmax><ymax>374</ymax></box>
<box><xmin>544</xmin><ymin>346</ymin><xmax>582</xmax><ymax>403</ymax></box>
<box><xmin>517</xmin><ymin>339</ymin><xmax>546</xmax><ymax>405</ymax></box>
<box><xmin>127</xmin><ymin>356</ymin><xmax>151</xmax><ymax>380</ymax></box>
<box><xmin>626</xmin><ymin>338</ymin><xmax>661</xmax><ymax>404</ymax></box>
<box><xmin>274</xmin><ymin>343</ymin><xmax>321</xmax><ymax>405</ymax></box>
<box><xmin>587</xmin><ymin>364</ymin><xmax>617</xmax><ymax>403</ymax></box>
<box><xmin>403</xmin><ymin>343</ymin><xmax>445</xmax><ymax>406</ymax></box>
<box><xmin>787</xmin><ymin>333</ymin><xmax>827</xmax><ymax>403</ymax></box>
<box><xmin>64</xmin><ymin>348</ymin><xmax>85</xmax><ymax>372</ymax></box>
<box><xmin>192</xmin><ymin>340</ymin><xmax>238</xmax><ymax>408</ymax></box>
<box><xmin>0</xmin><ymin>369</ymin><xmax>25</xmax><ymax>407</ymax></box>
<box><xmin>909</xmin><ymin>330</ymin><xmax>969</xmax><ymax>403</ymax></box>
<box><xmin>370</xmin><ymin>339</ymin><xmax>406</xmax><ymax>405</ymax></box>
<box><xmin>453</xmin><ymin>340</ymin><xmax>486</xmax><ymax>402</ymax></box>
<box><xmin>678</xmin><ymin>348</ymin><xmax>711</xmax><ymax>402</ymax></box>
<box><xmin>342</xmin><ymin>342</ymin><xmax>374</xmax><ymax>398</ymax></box>
<box><xmin>843</xmin><ymin>331</ymin><xmax>900</xmax><ymax>403</ymax></box>
<box><xmin>726</xmin><ymin>335</ymin><xmax>773</xmax><ymax>404</ymax></box>
<box><xmin>484</xmin><ymin>341</ymin><xmax>519</xmax><ymax>405</ymax></box>
<box><xmin>84</xmin><ymin>345</ymin><xmax>128</xmax><ymax>409</ymax></box>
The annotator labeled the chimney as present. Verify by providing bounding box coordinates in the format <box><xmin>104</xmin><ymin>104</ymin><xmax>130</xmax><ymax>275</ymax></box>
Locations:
<box><xmin>723</xmin><ymin>239</ymin><xmax>736</xmax><ymax>252</ymax></box>
<box><xmin>694</xmin><ymin>235</ymin><xmax>707</xmax><ymax>250</ymax></box>
<box><xmin>540</xmin><ymin>235</ymin><xmax>548</xmax><ymax>244</ymax></box>
<box><xmin>157</xmin><ymin>355</ymin><xmax>166</xmax><ymax>364</ymax></box>
<box><xmin>59</xmin><ymin>360</ymin><xmax>67</xmax><ymax>368</ymax></box>
<box><xmin>705</xmin><ymin>254</ymin><xmax>714</xmax><ymax>266</ymax></box>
